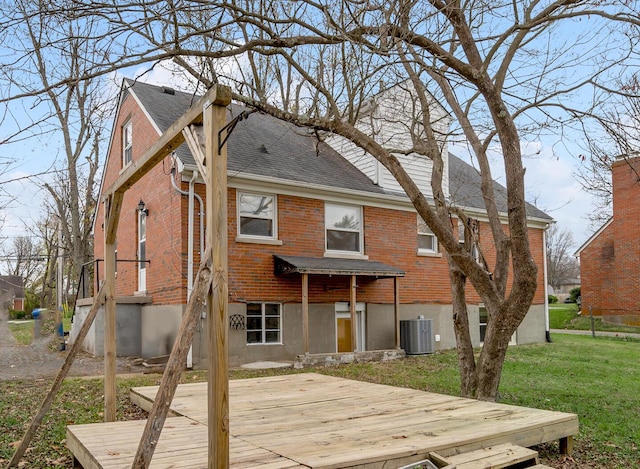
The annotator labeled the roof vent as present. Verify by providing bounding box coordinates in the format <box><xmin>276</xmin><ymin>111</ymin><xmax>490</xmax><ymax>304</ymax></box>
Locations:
<box><xmin>161</xmin><ymin>86</ymin><xmax>175</xmax><ymax>95</ymax></box>
<box><xmin>259</xmin><ymin>144</ymin><xmax>269</xmax><ymax>154</ymax></box>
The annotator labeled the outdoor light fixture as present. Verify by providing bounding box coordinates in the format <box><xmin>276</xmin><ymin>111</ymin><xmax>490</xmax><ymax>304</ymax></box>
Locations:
<box><xmin>137</xmin><ymin>199</ymin><xmax>149</xmax><ymax>216</ymax></box>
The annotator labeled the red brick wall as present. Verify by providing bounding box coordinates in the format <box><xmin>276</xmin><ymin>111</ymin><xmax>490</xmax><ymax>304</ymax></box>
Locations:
<box><xmin>581</xmin><ymin>156</ymin><xmax>640</xmax><ymax>322</ymax></box>
<box><xmin>96</xmin><ymin>92</ymin><xmax>547</xmax><ymax>310</ymax></box>
<box><xmin>94</xmin><ymin>92</ymin><xmax>185</xmax><ymax>304</ymax></box>
<box><xmin>580</xmin><ymin>222</ymin><xmax>615</xmax><ymax>316</ymax></box>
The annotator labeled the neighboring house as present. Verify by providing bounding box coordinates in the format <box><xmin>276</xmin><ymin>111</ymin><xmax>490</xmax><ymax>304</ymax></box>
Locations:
<box><xmin>576</xmin><ymin>155</ymin><xmax>640</xmax><ymax>327</ymax></box>
<box><xmin>0</xmin><ymin>275</ymin><xmax>25</xmax><ymax>312</ymax></box>
<box><xmin>552</xmin><ymin>278</ymin><xmax>581</xmax><ymax>301</ymax></box>
<box><xmin>73</xmin><ymin>79</ymin><xmax>552</xmax><ymax>367</ymax></box>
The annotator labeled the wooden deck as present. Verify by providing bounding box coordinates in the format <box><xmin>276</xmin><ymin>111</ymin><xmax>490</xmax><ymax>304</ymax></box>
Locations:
<box><xmin>67</xmin><ymin>373</ymin><xmax>578</xmax><ymax>468</ymax></box>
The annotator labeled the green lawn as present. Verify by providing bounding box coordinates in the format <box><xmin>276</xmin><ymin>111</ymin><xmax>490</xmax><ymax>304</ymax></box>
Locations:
<box><xmin>7</xmin><ymin>321</ymin><xmax>34</xmax><ymax>345</ymax></box>
<box><xmin>1</xmin><ymin>335</ymin><xmax>638</xmax><ymax>468</ymax></box>
<box><xmin>549</xmin><ymin>303</ymin><xmax>640</xmax><ymax>334</ymax></box>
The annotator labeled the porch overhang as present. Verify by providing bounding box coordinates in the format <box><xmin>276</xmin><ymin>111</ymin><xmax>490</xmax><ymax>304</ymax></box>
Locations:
<box><xmin>274</xmin><ymin>255</ymin><xmax>405</xmax><ymax>278</ymax></box>
<box><xmin>274</xmin><ymin>255</ymin><xmax>404</xmax><ymax>354</ymax></box>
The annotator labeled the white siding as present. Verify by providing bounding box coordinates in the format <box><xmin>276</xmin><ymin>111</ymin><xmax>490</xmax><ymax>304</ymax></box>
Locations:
<box><xmin>325</xmin><ymin>82</ymin><xmax>450</xmax><ymax>199</ymax></box>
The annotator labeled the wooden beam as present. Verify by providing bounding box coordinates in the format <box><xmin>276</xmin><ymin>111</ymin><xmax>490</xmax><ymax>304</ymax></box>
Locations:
<box><xmin>559</xmin><ymin>436</ymin><xmax>573</xmax><ymax>455</ymax></box>
<box><xmin>103</xmin><ymin>85</ymin><xmax>231</xmax><ymax>199</ymax></box>
<box><xmin>7</xmin><ymin>288</ymin><xmax>106</xmax><ymax>467</ymax></box>
<box><xmin>104</xmin><ymin>238</ymin><xmax>117</xmax><ymax>422</ymax></box>
<box><xmin>350</xmin><ymin>275</ymin><xmax>357</xmax><ymax>352</ymax></box>
<box><xmin>205</xmin><ymin>97</ymin><xmax>230</xmax><ymax>468</ymax></box>
<box><xmin>182</xmin><ymin>124</ymin><xmax>207</xmax><ymax>180</ymax></box>
<box><xmin>302</xmin><ymin>273</ymin><xmax>309</xmax><ymax>354</ymax></box>
<box><xmin>130</xmin><ymin>249</ymin><xmax>213</xmax><ymax>468</ymax></box>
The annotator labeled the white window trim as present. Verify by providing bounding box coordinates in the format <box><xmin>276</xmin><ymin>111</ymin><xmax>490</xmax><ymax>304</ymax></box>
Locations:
<box><xmin>136</xmin><ymin>210</ymin><xmax>147</xmax><ymax>294</ymax></box>
<box><xmin>479</xmin><ymin>304</ymin><xmax>516</xmax><ymax>346</ymax></box>
<box><xmin>236</xmin><ymin>191</ymin><xmax>279</xmax><ymax>242</ymax></box>
<box><xmin>246</xmin><ymin>302</ymin><xmax>283</xmax><ymax>345</ymax></box>
<box><xmin>324</xmin><ymin>203</ymin><xmax>364</xmax><ymax>255</ymax></box>
<box><xmin>122</xmin><ymin>120</ymin><xmax>132</xmax><ymax>168</ymax></box>
<box><xmin>417</xmin><ymin>215</ymin><xmax>439</xmax><ymax>255</ymax></box>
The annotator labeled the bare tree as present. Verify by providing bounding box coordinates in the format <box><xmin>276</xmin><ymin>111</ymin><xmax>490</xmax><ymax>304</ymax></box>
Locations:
<box><xmin>0</xmin><ymin>235</ymin><xmax>44</xmax><ymax>287</ymax></box>
<box><xmin>546</xmin><ymin>225</ymin><xmax>579</xmax><ymax>292</ymax></box>
<box><xmin>576</xmin><ymin>80</ymin><xmax>640</xmax><ymax>227</ymax></box>
<box><xmin>3</xmin><ymin>0</ymin><xmax>639</xmax><ymax>400</ymax></box>
<box><xmin>1</xmin><ymin>1</ymin><xmax>113</xmax><ymax>302</ymax></box>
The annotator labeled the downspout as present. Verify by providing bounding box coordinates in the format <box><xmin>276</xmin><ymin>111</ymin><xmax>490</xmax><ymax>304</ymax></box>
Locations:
<box><xmin>543</xmin><ymin>224</ymin><xmax>552</xmax><ymax>342</ymax></box>
<box><xmin>171</xmin><ymin>167</ymin><xmax>205</xmax><ymax>367</ymax></box>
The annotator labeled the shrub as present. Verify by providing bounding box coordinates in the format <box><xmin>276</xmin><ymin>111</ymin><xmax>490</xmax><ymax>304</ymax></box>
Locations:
<box><xmin>569</xmin><ymin>287</ymin><xmax>581</xmax><ymax>303</ymax></box>
<box><xmin>548</xmin><ymin>295</ymin><xmax>558</xmax><ymax>304</ymax></box>
<box><xmin>9</xmin><ymin>309</ymin><xmax>26</xmax><ymax>320</ymax></box>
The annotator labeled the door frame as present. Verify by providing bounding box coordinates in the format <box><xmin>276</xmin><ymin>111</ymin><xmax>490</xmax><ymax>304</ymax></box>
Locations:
<box><xmin>335</xmin><ymin>302</ymin><xmax>366</xmax><ymax>352</ymax></box>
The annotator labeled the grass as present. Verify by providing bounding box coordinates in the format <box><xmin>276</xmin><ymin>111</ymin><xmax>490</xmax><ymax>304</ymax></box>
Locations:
<box><xmin>7</xmin><ymin>321</ymin><xmax>35</xmax><ymax>345</ymax></box>
<box><xmin>549</xmin><ymin>303</ymin><xmax>640</xmax><ymax>334</ymax></box>
<box><xmin>1</xmin><ymin>335</ymin><xmax>638</xmax><ymax>468</ymax></box>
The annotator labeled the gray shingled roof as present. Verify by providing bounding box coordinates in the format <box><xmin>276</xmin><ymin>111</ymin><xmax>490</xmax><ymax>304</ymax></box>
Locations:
<box><xmin>125</xmin><ymin>79</ymin><xmax>386</xmax><ymax>195</ymax></box>
<box><xmin>448</xmin><ymin>154</ymin><xmax>551</xmax><ymax>220</ymax></box>
<box><xmin>274</xmin><ymin>255</ymin><xmax>405</xmax><ymax>277</ymax></box>
<box><xmin>125</xmin><ymin>79</ymin><xmax>550</xmax><ymax>221</ymax></box>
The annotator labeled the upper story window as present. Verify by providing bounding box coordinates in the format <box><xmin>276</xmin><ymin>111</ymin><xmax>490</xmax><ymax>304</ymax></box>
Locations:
<box><xmin>122</xmin><ymin>120</ymin><xmax>133</xmax><ymax>167</ymax></box>
<box><xmin>325</xmin><ymin>203</ymin><xmax>363</xmax><ymax>253</ymax></box>
<box><xmin>238</xmin><ymin>192</ymin><xmax>276</xmax><ymax>239</ymax></box>
<box><xmin>417</xmin><ymin>215</ymin><xmax>438</xmax><ymax>254</ymax></box>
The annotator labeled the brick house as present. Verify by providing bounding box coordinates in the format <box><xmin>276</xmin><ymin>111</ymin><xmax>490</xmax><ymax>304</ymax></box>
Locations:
<box><xmin>576</xmin><ymin>155</ymin><xmax>640</xmax><ymax>326</ymax></box>
<box><xmin>0</xmin><ymin>275</ymin><xmax>25</xmax><ymax>313</ymax></box>
<box><xmin>73</xmin><ymin>79</ymin><xmax>552</xmax><ymax>367</ymax></box>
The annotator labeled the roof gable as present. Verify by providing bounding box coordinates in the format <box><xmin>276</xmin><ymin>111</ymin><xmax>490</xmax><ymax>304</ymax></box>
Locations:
<box><xmin>123</xmin><ymin>80</ymin><xmax>550</xmax><ymax>221</ymax></box>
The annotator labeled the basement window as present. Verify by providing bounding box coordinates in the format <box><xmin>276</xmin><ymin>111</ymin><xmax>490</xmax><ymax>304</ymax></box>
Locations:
<box><xmin>246</xmin><ymin>302</ymin><xmax>282</xmax><ymax>345</ymax></box>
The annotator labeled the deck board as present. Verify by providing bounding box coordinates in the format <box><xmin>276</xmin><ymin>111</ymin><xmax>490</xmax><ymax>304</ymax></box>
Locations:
<box><xmin>68</xmin><ymin>373</ymin><xmax>578</xmax><ymax>469</ymax></box>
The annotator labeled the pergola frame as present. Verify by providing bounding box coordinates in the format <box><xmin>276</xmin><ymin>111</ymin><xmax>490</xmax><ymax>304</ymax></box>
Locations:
<box><xmin>101</xmin><ymin>84</ymin><xmax>232</xmax><ymax>468</ymax></box>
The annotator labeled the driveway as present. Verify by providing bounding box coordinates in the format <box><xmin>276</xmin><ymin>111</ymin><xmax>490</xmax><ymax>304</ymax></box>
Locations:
<box><xmin>0</xmin><ymin>311</ymin><xmax>138</xmax><ymax>381</ymax></box>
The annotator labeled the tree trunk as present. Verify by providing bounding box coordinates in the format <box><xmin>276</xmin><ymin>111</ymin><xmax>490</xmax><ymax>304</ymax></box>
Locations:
<box><xmin>449</xmin><ymin>264</ymin><xmax>477</xmax><ymax>398</ymax></box>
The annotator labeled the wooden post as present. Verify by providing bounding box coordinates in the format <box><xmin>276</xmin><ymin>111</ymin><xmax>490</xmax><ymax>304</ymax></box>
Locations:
<box><xmin>205</xmin><ymin>97</ymin><xmax>229</xmax><ymax>468</ymax></box>
<box><xmin>104</xmin><ymin>197</ymin><xmax>118</xmax><ymax>423</ymax></box>
<box><xmin>394</xmin><ymin>277</ymin><xmax>400</xmax><ymax>349</ymax></box>
<box><xmin>350</xmin><ymin>275</ymin><xmax>357</xmax><ymax>352</ymax></box>
<box><xmin>7</xmin><ymin>288</ymin><xmax>106</xmax><ymax>467</ymax></box>
<box><xmin>302</xmin><ymin>273</ymin><xmax>309</xmax><ymax>354</ymax></box>
<box><xmin>130</xmin><ymin>250</ymin><xmax>213</xmax><ymax>468</ymax></box>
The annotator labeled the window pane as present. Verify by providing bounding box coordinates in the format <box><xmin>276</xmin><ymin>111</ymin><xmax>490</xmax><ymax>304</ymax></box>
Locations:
<box><xmin>418</xmin><ymin>234</ymin><xmax>436</xmax><ymax>252</ymax></box>
<box><xmin>246</xmin><ymin>317</ymin><xmax>262</xmax><ymax>330</ymax></box>
<box><xmin>265</xmin><ymin>331</ymin><xmax>280</xmax><ymax>343</ymax></box>
<box><xmin>240</xmin><ymin>217</ymin><xmax>273</xmax><ymax>236</ymax></box>
<box><xmin>247</xmin><ymin>331</ymin><xmax>262</xmax><ymax>343</ymax></box>
<box><xmin>265</xmin><ymin>317</ymin><xmax>280</xmax><ymax>329</ymax></box>
<box><xmin>264</xmin><ymin>303</ymin><xmax>279</xmax><ymax>316</ymax></box>
<box><xmin>326</xmin><ymin>205</ymin><xmax>360</xmax><ymax>231</ymax></box>
<box><xmin>327</xmin><ymin>230</ymin><xmax>359</xmax><ymax>252</ymax></box>
<box><xmin>239</xmin><ymin>194</ymin><xmax>273</xmax><ymax>218</ymax></box>
<box><xmin>139</xmin><ymin>241</ymin><xmax>146</xmax><ymax>262</ymax></box>
<box><xmin>246</xmin><ymin>303</ymin><xmax>261</xmax><ymax>315</ymax></box>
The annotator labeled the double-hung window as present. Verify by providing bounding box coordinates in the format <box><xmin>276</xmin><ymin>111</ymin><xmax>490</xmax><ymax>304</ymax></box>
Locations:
<box><xmin>238</xmin><ymin>192</ymin><xmax>276</xmax><ymax>239</ymax></box>
<box><xmin>417</xmin><ymin>215</ymin><xmax>438</xmax><ymax>254</ymax></box>
<box><xmin>122</xmin><ymin>120</ymin><xmax>132</xmax><ymax>167</ymax></box>
<box><xmin>325</xmin><ymin>203</ymin><xmax>363</xmax><ymax>253</ymax></box>
<box><xmin>246</xmin><ymin>302</ymin><xmax>281</xmax><ymax>344</ymax></box>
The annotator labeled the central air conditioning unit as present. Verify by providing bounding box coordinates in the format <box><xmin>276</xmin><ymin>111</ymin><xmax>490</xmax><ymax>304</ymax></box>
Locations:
<box><xmin>400</xmin><ymin>317</ymin><xmax>434</xmax><ymax>355</ymax></box>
